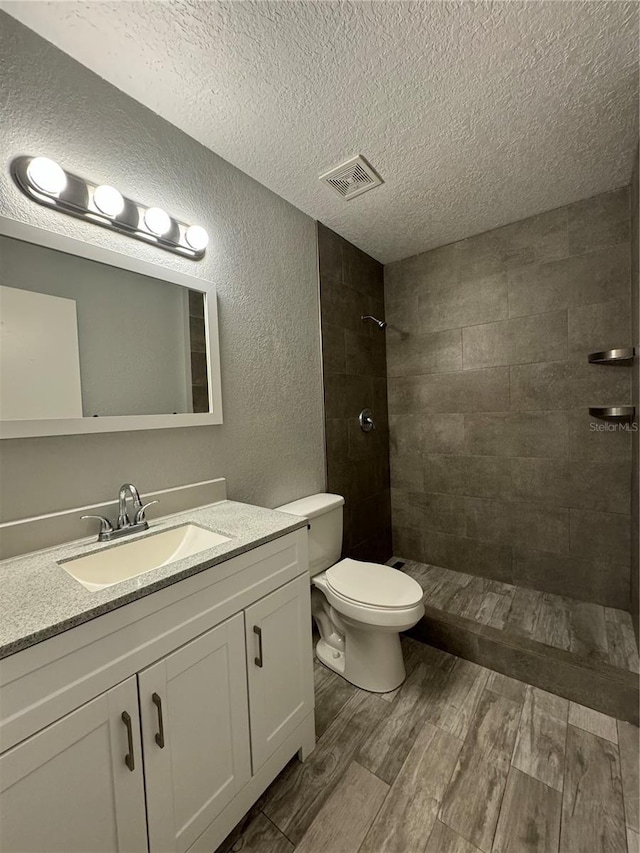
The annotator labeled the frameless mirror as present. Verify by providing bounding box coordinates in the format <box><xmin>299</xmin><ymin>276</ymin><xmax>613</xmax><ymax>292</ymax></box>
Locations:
<box><xmin>0</xmin><ymin>217</ymin><xmax>222</xmax><ymax>438</ymax></box>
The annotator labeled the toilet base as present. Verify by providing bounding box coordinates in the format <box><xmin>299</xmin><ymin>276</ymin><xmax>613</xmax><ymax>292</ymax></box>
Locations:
<box><xmin>315</xmin><ymin>625</ymin><xmax>406</xmax><ymax>693</ymax></box>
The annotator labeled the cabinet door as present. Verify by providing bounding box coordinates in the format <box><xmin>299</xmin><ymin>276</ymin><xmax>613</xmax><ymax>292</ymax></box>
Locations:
<box><xmin>245</xmin><ymin>575</ymin><xmax>314</xmax><ymax>771</ymax></box>
<box><xmin>0</xmin><ymin>676</ymin><xmax>147</xmax><ymax>853</ymax></box>
<box><xmin>139</xmin><ymin>613</ymin><xmax>251</xmax><ymax>853</ymax></box>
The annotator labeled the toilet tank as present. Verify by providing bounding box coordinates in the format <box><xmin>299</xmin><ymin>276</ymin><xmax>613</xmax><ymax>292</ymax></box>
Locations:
<box><xmin>274</xmin><ymin>493</ymin><xmax>344</xmax><ymax>576</ymax></box>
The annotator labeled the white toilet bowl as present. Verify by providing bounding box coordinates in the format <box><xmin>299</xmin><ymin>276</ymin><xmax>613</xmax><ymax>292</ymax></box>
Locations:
<box><xmin>311</xmin><ymin>558</ymin><xmax>425</xmax><ymax>692</ymax></box>
<box><xmin>275</xmin><ymin>493</ymin><xmax>425</xmax><ymax>693</ymax></box>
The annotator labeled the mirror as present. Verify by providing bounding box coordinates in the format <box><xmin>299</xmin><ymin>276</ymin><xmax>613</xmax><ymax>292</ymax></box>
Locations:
<box><xmin>0</xmin><ymin>217</ymin><xmax>222</xmax><ymax>438</ymax></box>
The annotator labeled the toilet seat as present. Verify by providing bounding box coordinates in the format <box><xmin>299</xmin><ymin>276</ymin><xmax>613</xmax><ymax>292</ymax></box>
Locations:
<box><xmin>326</xmin><ymin>558</ymin><xmax>424</xmax><ymax>609</ymax></box>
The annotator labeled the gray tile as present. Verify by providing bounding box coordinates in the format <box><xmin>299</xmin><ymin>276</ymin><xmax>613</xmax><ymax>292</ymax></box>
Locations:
<box><xmin>532</xmin><ymin>594</ymin><xmax>572</xmax><ymax>652</ymax></box>
<box><xmin>386</xmin><ymin>327</ymin><xmax>462</xmax><ymax>377</ymax></box>
<box><xmin>344</xmin><ymin>330</ymin><xmax>386</xmax><ymax>378</ymax></box>
<box><xmin>384</xmin><ymin>288</ymin><xmax>420</xmax><ymax>335</ymax></box>
<box><xmin>392</xmin><ymin>488</ymin><xmax>467</xmax><ymax>536</ymax></box>
<box><xmin>464</xmin><ymin>411</ymin><xmax>568</xmax><ymax>458</ymax></box>
<box><xmin>512</xmin><ymin>547</ymin><xmax>630</xmax><ymax>610</ymax></box>
<box><xmin>568</xmin><ymin>409</ymin><xmax>632</xmax><ymax>460</ymax></box>
<box><xmin>417</xmin><ymin>273</ymin><xmax>508</xmax><ymax>333</ymax></box>
<box><xmin>511</xmin><ymin>456</ymin><xmax>631</xmax><ymax>514</ymax></box>
<box><xmin>325</xmin><ymin>418</ymin><xmax>349</xmax><ymax>463</ymax></box>
<box><xmin>512</xmin><ymin>686</ymin><xmax>568</xmax><ymax>791</ymax></box>
<box><xmin>492</xmin><ymin>768</ymin><xmax>561</xmax><ymax>853</ymax></box>
<box><xmin>491</xmin><ymin>206</ymin><xmax>568</xmax><ymax>269</ymax></box>
<box><xmin>294</xmin><ymin>761</ymin><xmax>388</xmax><ymax>853</ymax></box>
<box><xmin>605</xmin><ymin>609</ymin><xmax>639</xmax><ymax>674</ymax></box>
<box><xmin>503</xmin><ymin>587</ymin><xmax>544</xmax><ymax>640</ymax></box>
<box><xmin>425</xmin><ymin>821</ymin><xmax>483</xmax><ymax>853</ymax></box>
<box><xmin>313</xmin><ymin>662</ymin><xmax>360</xmax><ymax>739</ymax></box>
<box><xmin>321</xmin><ymin>323</ymin><xmax>346</xmax><ymax>374</ymax></box>
<box><xmin>189</xmin><ymin>314</ymin><xmax>206</xmax><ymax>353</ymax></box>
<box><xmin>618</xmin><ymin>720</ymin><xmax>640</xmax><ymax>833</ymax></box>
<box><xmin>217</xmin><ymin>810</ymin><xmax>294</xmax><ymax>853</ymax></box>
<box><xmin>346</xmin><ymin>416</ymin><xmax>389</xmax><ymax>460</ymax></box>
<box><xmin>390</xmin><ymin>451</ymin><xmax>424</xmax><ymax>490</ymax></box>
<box><xmin>392</xmin><ymin>525</ymin><xmax>423</xmax><ymax>559</ymax></box>
<box><xmin>462</xmin><ymin>311</ymin><xmax>567</xmax><ymax>370</ymax></box>
<box><xmin>568</xmin><ymin>298</ymin><xmax>631</xmax><ymax>361</ymax></box>
<box><xmin>390</xmin><ymin>413</ymin><xmax>465</xmax><ymax>456</ymax></box>
<box><xmin>568</xmin><ymin>601</ymin><xmax>609</xmax><ymax>664</ymax></box>
<box><xmin>342</xmin><ymin>239</ymin><xmax>384</xmax><ymax>301</ymax></box>
<box><xmin>569</xmin><ymin>509</ymin><xmax>630</xmax><ymax>566</ymax></box>
<box><xmin>438</xmin><ymin>690</ymin><xmax>521</xmax><ymax>851</ymax></box>
<box><xmin>324</xmin><ymin>373</ymin><xmax>373</xmax><ymax>419</ymax></box>
<box><xmin>464</xmin><ymin>498</ymin><xmax>569</xmax><ymax>555</ymax></box>
<box><xmin>567</xmin><ymin>186</ymin><xmax>630</xmax><ymax>256</ymax></box>
<box><xmin>190</xmin><ymin>351</ymin><xmax>208</xmax><ymax>385</ymax></box>
<box><xmin>424</xmin><ymin>455</ymin><xmax>512</xmax><ymax>498</ymax></box>
<box><xmin>510</xmin><ymin>360</ymin><xmax>631</xmax><ymax>410</ymax></box>
<box><xmin>508</xmin><ymin>243</ymin><xmax>630</xmax><ymax>318</ymax></box>
<box><xmin>560</xmin><ymin>725</ymin><xmax>627</xmax><ymax>853</ymax></box>
<box><xmin>389</xmin><ymin>366</ymin><xmax>510</xmax><ymax>414</ymax></box>
<box><xmin>361</xmin><ymin>722</ymin><xmax>462</xmax><ymax>853</ymax></box>
<box><xmin>485</xmin><ymin>671</ymin><xmax>528</xmax><ymax>703</ymax></box>
<box><xmin>421</xmin><ymin>531</ymin><xmax>512</xmax><ymax>584</ymax></box>
<box><xmin>317</xmin><ymin>222</ymin><xmax>343</xmax><ymax>283</ymax></box>
<box><xmin>321</xmin><ymin>280</ymin><xmax>370</xmax><ymax>334</ymax></box>
<box><xmin>568</xmin><ymin>702</ymin><xmax>618</xmax><ymax>743</ymax></box>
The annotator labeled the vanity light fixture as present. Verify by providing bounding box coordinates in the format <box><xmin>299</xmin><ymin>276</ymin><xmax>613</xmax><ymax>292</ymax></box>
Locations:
<box><xmin>92</xmin><ymin>184</ymin><xmax>125</xmax><ymax>218</ymax></box>
<box><xmin>11</xmin><ymin>155</ymin><xmax>209</xmax><ymax>260</ymax></box>
<box><xmin>144</xmin><ymin>206</ymin><xmax>172</xmax><ymax>236</ymax></box>
<box><xmin>26</xmin><ymin>157</ymin><xmax>67</xmax><ymax>195</ymax></box>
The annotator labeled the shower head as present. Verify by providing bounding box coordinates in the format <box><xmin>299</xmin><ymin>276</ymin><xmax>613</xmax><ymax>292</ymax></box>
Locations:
<box><xmin>361</xmin><ymin>315</ymin><xmax>387</xmax><ymax>330</ymax></box>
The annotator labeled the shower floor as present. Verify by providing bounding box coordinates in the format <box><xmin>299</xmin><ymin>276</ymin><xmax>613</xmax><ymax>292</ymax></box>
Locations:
<box><xmin>393</xmin><ymin>557</ymin><xmax>639</xmax><ymax>723</ymax></box>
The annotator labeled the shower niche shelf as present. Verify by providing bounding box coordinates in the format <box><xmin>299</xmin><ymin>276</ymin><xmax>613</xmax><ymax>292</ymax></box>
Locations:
<box><xmin>589</xmin><ymin>406</ymin><xmax>635</xmax><ymax>421</ymax></box>
<box><xmin>587</xmin><ymin>348</ymin><xmax>634</xmax><ymax>365</ymax></box>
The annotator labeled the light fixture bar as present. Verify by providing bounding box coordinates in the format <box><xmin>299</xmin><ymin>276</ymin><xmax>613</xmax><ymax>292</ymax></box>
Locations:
<box><xmin>11</xmin><ymin>156</ymin><xmax>209</xmax><ymax>260</ymax></box>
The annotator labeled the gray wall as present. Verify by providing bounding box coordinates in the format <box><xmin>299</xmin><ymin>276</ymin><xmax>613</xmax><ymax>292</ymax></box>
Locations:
<box><xmin>385</xmin><ymin>189</ymin><xmax>632</xmax><ymax>610</ymax></box>
<box><xmin>317</xmin><ymin>224</ymin><xmax>391</xmax><ymax>563</ymax></box>
<box><xmin>0</xmin><ymin>14</ymin><xmax>325</xmax><ymax>521</ymax></box>
<box><xmin>631</xmin><ymin>149</ymin><xmax>639</xmax><ymax>640</ymax></box>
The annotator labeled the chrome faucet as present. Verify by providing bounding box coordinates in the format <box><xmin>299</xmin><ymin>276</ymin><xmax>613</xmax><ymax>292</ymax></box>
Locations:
<box><xmin>81</xmin><ymin>483</ymin><xmax>158</xmax><ymax>543</ymax></box>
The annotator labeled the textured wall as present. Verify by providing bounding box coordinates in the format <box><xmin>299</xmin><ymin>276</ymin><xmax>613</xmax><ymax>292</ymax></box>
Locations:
<box><xmin>318</xmin><ymin>224</ymin><xmax>391</xmax><ymax>563</ymax></box>
<box><xmin>0</xmin><ymin>14</ymin><xmax>325</xmax><ymax>521</ymax></box>
<box><xmin>386</xmin><ymin>189</ymin><xmax>632</xmax><ymax>610</ymax></box>
<box><xmin>631</xmin><ymin>148</ymin><xmax>639</xmax><ymax>641</ymax></box>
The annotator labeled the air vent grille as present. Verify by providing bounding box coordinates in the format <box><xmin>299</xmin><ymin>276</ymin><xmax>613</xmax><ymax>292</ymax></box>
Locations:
<box><xmin>319</xmin><ymin>156</ymin><xmax>383</xmax><ymax>200</ymax></box>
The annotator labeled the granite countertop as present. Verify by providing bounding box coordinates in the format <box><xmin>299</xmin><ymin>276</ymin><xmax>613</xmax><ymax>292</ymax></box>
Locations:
<box><xmin>0</xmin><ymin>500</ymin><xmax>307</xmax><ymax>659</ymax></box>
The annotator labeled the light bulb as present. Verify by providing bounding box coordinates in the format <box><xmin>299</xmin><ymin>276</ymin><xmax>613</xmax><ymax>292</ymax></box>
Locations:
<box><xmin>144</xmin><ymin>206</ymin><xmax>171</xmax><ymax>236</ymax></box>
<box><xmin>93</xmin><ymin>185</ymin><xmax>124</xmax><ymax>217</ymax></box>
<box><xmin>26</xmin><ymin>157</ymin><xmax>67</xmax><ymax>195</ymax></box>
<box><xmin>185</xmin><ymin>225</ymin><xmax>209</xmax><ymax>251</ymax></box>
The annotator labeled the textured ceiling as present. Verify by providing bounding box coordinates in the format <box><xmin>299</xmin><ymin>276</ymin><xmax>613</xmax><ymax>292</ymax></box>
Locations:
<box><xmin>2</xmin><ymin>1</ymin><xmax>638</xmax><ymax>263</ymax></box>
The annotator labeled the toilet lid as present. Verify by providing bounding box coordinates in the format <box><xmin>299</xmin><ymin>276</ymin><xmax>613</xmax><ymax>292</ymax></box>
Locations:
<box><xmin>326</xmin><ymin>559</ymin><xmax>424</xmax><ymax>609</ymax></box>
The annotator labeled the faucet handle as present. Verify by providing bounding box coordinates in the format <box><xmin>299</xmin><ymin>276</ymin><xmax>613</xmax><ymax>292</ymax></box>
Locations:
<box><xmin>81</xmin><ymin>515</ymin><xmax>114</xmax><ymax>534</ymax></box>
<box><xmin>134</xmin><ymin>500</ymin><xmax>159</xmax><ymax>525</ymax></box>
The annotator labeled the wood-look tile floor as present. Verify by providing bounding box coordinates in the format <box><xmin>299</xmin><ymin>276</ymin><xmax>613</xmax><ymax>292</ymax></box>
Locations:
<box><xmin>398</xmin><ymin>558</ymin><xmax>640</xmax><ymax>675</ymax></box>
<box><xmin>218</xmin><ymin>637</ymin><xmax>639</xmax><ymax>853</ymax></box>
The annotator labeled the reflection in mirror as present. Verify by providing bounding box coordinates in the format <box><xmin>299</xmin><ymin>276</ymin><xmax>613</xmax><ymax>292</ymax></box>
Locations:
<box><xmin>0</xmin><ymin>235</ymin><xmax>210</xmax><ymax>419</ymax></box>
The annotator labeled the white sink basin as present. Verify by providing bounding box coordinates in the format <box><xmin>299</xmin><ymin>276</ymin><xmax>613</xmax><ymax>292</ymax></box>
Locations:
<box><xmin>60</xmin><ymin>524</ymin><xmax>230</xmax><ymax>592</ymax></box>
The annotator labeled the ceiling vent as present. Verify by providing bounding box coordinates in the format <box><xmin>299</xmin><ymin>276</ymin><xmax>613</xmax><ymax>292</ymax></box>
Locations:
<box><xmin>319</xmin><ymin>155</ymin><xmax>383</xmax><ymax>201</ymax></box>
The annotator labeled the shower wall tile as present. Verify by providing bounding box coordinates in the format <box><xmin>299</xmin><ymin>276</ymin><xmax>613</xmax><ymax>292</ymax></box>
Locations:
<box><xmin>463</xmin><ymin>411</ymin><xmax>568</xmax><ymax>458</ymax></box>
<box><xmin>386</xmin><ymin>189</ymin><xmax>633</xmax><ymax>607</ymax></box>
<box><xmin>567</xmin><ymin>298</ymin><xmax>631</xmax><ymax>360</ymax></box>
<box><xmin>388</xmin><ymin>367</ymin><xmax>510</xmax><ymax>414</ymax></box>
<box><xmin>462</xmin><ymin>311</ymin><xmax>567</xmax><ymax>370</ymax></box>
<box><xmin>507</xmin><ymin>243</ymin><xmax>630</xmax><ymax>319</ymax></box>
<box><xmin>424</xmin><ymin>454</ymin><xmax>511</xmax><ymax>499</ymax></box>
<box><xmin>319</xmin><ymin>223</ymin><xmax>391</xmax><ymax>561</ymax></box>
<box><xmin>569</xmin><ymin>509</ymin><xmax>631</xmax><ymax>566</ymax></box>
<box><xmin>567</xmin><ymin>187</ymin><xmax>630</xmax><ymax>256</ymax></box>
<box><xmin>509</xmin><ymin>361</ymin><xmax>631</xmax><ymax>410</ymax></box>
<box><xmin>511</xmin><ymin>457</ymin><xmax>630</xmax><ymax>515</ymax></box>
<box><xmin>390</xmin><ymin>412</ymin><xmax>465</xmax><ymax>456</ymax></box>
<box><xmin>386</xmin><ymin>327</ymin><xmax>462</xmax><ymax>377</ymax></box>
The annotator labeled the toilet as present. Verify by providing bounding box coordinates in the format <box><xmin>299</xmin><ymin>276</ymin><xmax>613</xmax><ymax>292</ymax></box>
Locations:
<box><xmin>275</xmin><ymin>493</ymin><xmax>425</xmax><ymax>693</ymax></box>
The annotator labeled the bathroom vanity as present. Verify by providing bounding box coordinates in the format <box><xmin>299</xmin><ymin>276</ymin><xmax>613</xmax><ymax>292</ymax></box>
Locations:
<box><xmin>0</xmin><ymin>500</ymin><xmax>315</xmax><ymax>853</ymax></box>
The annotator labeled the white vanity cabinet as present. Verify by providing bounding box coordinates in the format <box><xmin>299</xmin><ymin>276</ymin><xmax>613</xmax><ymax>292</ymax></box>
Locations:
<box><xmin>0</xmin><ymin>529</ymin><xmax>315</xmax><ymax>853</ymax></box>
<box><xmin>0</xmin><ymin>676</ymin><xmax>148</xmax><ymax>853</ymax></box>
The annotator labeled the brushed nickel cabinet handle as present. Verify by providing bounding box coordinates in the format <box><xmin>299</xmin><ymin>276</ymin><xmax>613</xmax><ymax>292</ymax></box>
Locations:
<box><xmin>253</xmin><ymin>625</ymin><xmax>263</xmax><ymax>668</ymax></box>
<box><xmin>152</xmin><ymin>692</ymin><xmax>165</xmax><ymax>748</ymax></box>
<box><xmin>121</xmin><ymin>711</ymin><xmax>135</xmax><ymax>771</ymax></box>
